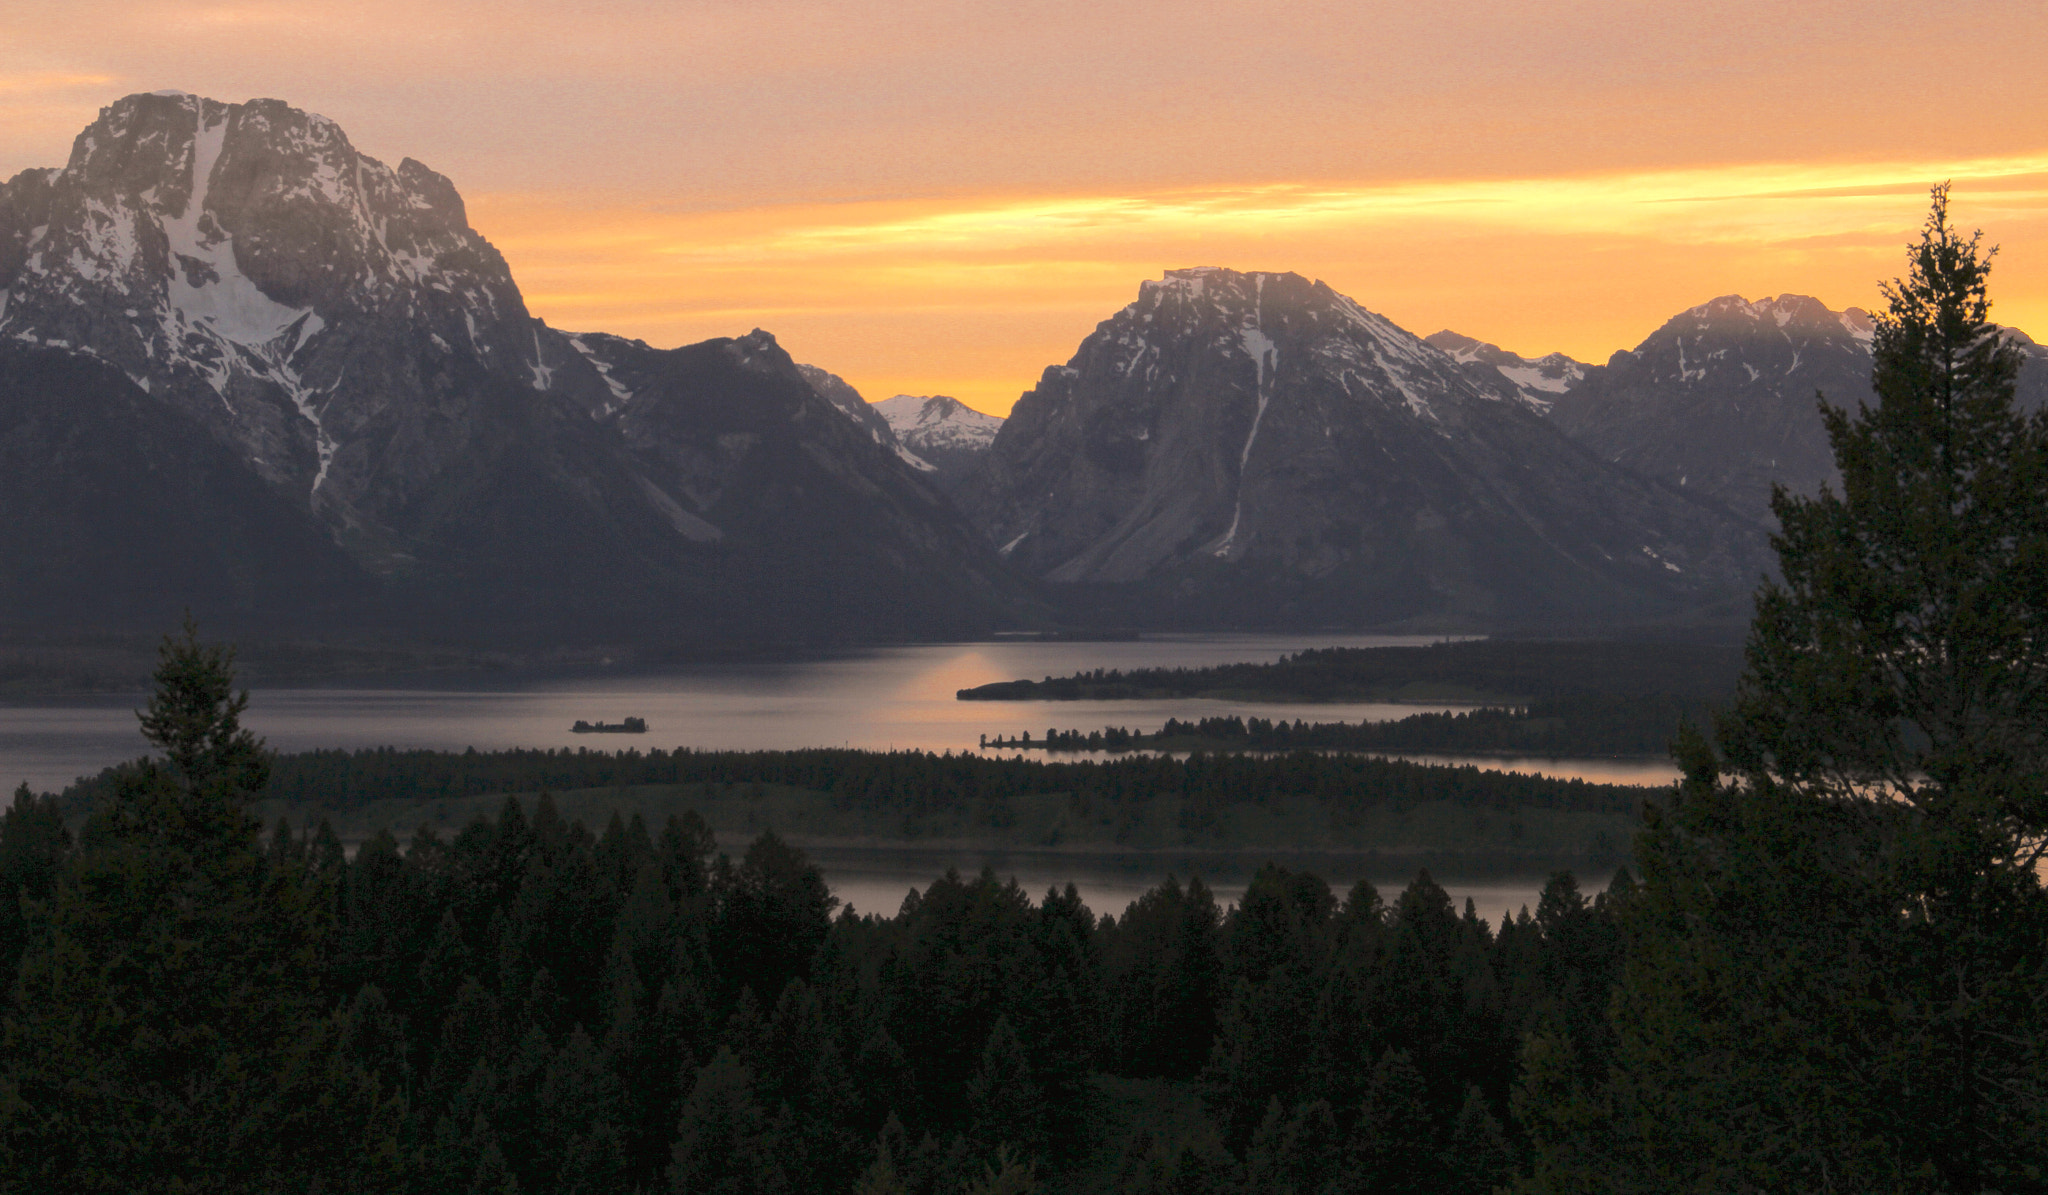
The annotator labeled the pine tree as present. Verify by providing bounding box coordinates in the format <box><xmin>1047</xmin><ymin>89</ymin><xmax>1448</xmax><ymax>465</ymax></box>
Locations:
<box><xmin>1519</xmin><ymin>187</ymin><xmax>2048</xmax><ymax>1191</ymax></box>
<box><xmin>0</xmin><ymin>622</ymin><xmax>373</xmax><ymax>1191</ymax></box>
<box><xmin>713</xmin><ymin>831</ymin><xmax>837</xmax><ymax>1004</ymax></box>
<box><xmin>1345</xmin><ymin>1049</ymin><xmax>1437</xmax><ymax>1195</ymax></box>
<box><xmin>668</xmin><ymin>1046</ymin><xmax>788</xmax><ymax>1195</ymax></box>
<box><xmin>965</xmin><ymin>1016</ymin><xmax>1048</xmax><ymax>1159</ymax></box>
<box><xmin>852</xmin><ymin>1119</ymin><xmax>911</xmax><ymax>1195</ymax></box>
<box><xmin>0</xmin><ymin>782</ymin><xmax>70</xmax><ymax>992</ymax></box>
<box><xmin>960</xmin><ymin>1146</ymin><xmax>1042</xmax><ymax>1195</ymax></box>
<box><xmin>1442</xmin><ymin>1085</ymin><xmax>1515</xmax><ymax>1195</ymax></box>
<box><xmin>1243</xmin><ymin>1098</ymin><xmax>1340</xmax><ymax>1195</ymax></box>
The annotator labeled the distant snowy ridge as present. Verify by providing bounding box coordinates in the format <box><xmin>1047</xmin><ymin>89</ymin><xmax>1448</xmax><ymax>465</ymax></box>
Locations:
<box><xmin>1424</xmin><ymin>330</ymin><xmax>1586</xmax><ymax>410</ymax></box>
<box><xmin>871</xmin><ymin>394</ymin><xmax>1002</xmax><ymax>489</ymax></box>
<box><xmin>874</xmin><ymin>394</ymin><xmax>1003</xmax><ymax>452</ymax></box>
<box><xmin>1543</xmin><ymin>292</ymin><xmax>2048</xmax><ymax>524</ymax></box>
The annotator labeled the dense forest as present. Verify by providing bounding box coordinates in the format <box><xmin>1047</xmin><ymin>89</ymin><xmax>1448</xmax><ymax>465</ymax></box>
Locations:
<box><xmin>989</xmin><ymin>696</ymin><xmax>1712</xmax><ymax>759</ymax></box>
<box><xmin>141</xmin><ymin>743</ymin><xmax>1648</xmax><ymax>819</ymax></box>
<box><xmin>0</xmin><ymin>750</ymin><xmax>1630</xmax><ymax>1193</ymax></box>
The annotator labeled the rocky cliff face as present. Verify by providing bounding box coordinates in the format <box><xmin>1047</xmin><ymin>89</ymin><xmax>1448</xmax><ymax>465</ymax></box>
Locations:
<box><xmin>0</xmin><ymin>341</ymin><xmax>372</xmax><ymax>632</ymax></box>
<box><xmin>0</xmin><ymin>92</ymin><xmax>1021</xmax><ymax>643</ymax></box>
<box><xmin>873</xmin><ymin>394</ymin><xmax>1002</xmax><ymax>490</ymax></box>
<box><xmin>958</xmin><ymin>268</ymin><xmax>1770</xmax><ymax>630</ymax></box>
<box><xmin>1546</xmin><ymin>294</ymin><xmax>2048</xmax><ymax>523</ymax></box>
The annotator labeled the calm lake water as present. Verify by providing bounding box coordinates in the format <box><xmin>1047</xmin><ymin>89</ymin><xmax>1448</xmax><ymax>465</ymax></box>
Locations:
<box><xmin>0</xmin><ymin>632</ymin><xmax>1665</xmax><ymax>925</ymax></box>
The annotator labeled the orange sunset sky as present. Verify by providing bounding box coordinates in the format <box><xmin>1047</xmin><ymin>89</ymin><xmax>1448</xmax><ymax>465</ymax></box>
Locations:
<box><xmin>6</xmin><ymin>0</ymin><xmax>2048</xmax><ymax>415</ymax></box>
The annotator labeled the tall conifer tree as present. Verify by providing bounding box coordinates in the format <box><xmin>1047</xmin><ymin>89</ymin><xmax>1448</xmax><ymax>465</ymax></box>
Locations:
<box><xmin>1519</xmin><ymin>187</ymin><xmax>2048</xmax><ymax>1192</ymax></box>
<box><xmin>0</xmin><ymin>622</ymin><xmax>396</xmax><ymax>1191</ymax></box>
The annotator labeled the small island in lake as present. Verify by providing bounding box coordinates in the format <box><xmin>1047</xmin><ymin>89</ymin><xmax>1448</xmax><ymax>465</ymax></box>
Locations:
<box><xmin>571</xmin><ymin>716</ymin><xmax>647</xmax><ymax>734</ymax></box>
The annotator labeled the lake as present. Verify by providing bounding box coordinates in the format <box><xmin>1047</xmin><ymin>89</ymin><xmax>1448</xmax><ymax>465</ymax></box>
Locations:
<box><xmin>0</xmin><ymin>632</ymin><xmax>1666</xmax><ymax>925</ymax></box>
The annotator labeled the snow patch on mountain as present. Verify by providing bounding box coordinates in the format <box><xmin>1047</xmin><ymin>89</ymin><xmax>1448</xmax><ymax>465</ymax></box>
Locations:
<box><xmin>567</xmin><ymin>335</ymin><xmax>633</xmax><ymax>412</ymax></box>
<box><xmin>1423</xmin><ymin>330</ymin><xmax>1586</xmax><ymax>410</ymax></box>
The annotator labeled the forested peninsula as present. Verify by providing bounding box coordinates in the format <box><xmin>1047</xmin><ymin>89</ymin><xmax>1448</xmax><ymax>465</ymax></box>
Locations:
<box><xmin>984</xmin><ymin>699</ymin><xmax>1709</xmax><ymax>760</ymax></box>
<box><xmin>954</xmin><ymin>639</ymin><xmax>1744</xmax><ymax>705</ymax></box>
<box><xmin>958</xmin><ymin>639</ymin><xmax>1740</xmax><ymax>758</ymax></box>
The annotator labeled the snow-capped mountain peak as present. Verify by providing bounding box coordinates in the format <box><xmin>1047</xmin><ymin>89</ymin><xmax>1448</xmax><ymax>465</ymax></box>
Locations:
<box><xmin>956</xmin><ymin>266</ymin><xmax>1766</xmax><ymax>625</ymax></box>
<box><xmin>872</xmin><ymin>393</ymin><xmax>1002</xmax><ymax>489</ymax></box>
<box><xmin>874</xmin><ymin>393</ymin><xmax>1002</xmax><ymax>442</ymax></box>
<box><xmin>0</xmin><ymin>90</ymin><xmax>538</xmax><ymax>515</ymax></box>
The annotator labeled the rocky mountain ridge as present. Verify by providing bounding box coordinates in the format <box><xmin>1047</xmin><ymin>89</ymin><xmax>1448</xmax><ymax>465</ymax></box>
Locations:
<box><xmin>1544</xmin><ymin>293</ymin><xmax>2048</xmax><ymax>523</ymax></box>
<box><xmin>958</xmin><ymin>267</ymin><xmax>1771</xmax><ymax>630</ymax></box>
<box><xmin>1423</xmin><ymin>331</ymin><xmax>1587</xmax><ymax>410</ymax></box>
<box><xmin>0</xmin><ymin>91</ymin><xmax>1023</xmax><ymax>643</ymax></box>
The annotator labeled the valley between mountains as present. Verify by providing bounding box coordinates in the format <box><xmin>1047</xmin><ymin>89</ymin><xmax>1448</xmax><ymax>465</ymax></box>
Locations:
<box><xmin>7</xmin><ymin>90</ymin><xmax>2042</xmax><ymax>650</ymax></box>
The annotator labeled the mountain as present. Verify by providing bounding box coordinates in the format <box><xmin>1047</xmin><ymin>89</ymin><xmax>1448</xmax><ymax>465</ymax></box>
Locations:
<box><xmin>873</xmin><ymin>394</ymin><xmax>1003</xmax><ymax>490</ymax></box>
<box><xmin>1545</xmin><ymin>295</ymin><xmax>1877</xmax><ymax>523</ymax></box>
<box><xmin>1545</xmin><ymin>294</ymin><xmax>2048</xmax><ymax>524</ymax></box>
<box><xmin>0</xmin><ymin>91</ymin><xmax>1021</xmax><ymax>644</ymax></box>
<box><xmin>1423</xmin><ymin>331</ymin><xmax>1587</xmax><ymax>410</ymax></box>
<box><xmin>956</xmin><ymin>267</ymin><xmax>1771</xmax><ymax>631</ymax></box>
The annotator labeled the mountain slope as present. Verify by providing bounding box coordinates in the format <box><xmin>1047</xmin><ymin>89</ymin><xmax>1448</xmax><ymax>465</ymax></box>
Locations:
<box><xmin>957</xmin><ymin>268</ymin><xmax>1770</xmax><ymax>630</ymax></box>
<box><xmin>1544</xmin><ymin>295</ymin><xmax>1879</xmax><ymax>523</ymax></box>
<box><xmin>793</xmin><ymin>363</ymin><xmax>942</xmax><ymax>476</ymax></box>
<box><xmin>0</xmin><ymin>342</ymin><xmax>371</xmax><ymax>632</ymax></box>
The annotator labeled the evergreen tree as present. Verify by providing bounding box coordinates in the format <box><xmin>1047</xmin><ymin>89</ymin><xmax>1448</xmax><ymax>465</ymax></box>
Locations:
<box><xmin>852</xmin><ymin>1119</ymin><xmax>912</xmax><ymax>1195</ymax></box>
<box><xmin>960</xmin><ymin>1146</ymin><xmax>1042</xmax><ymax>1195</ymax></box>
<box><xmin>1520</xmin><ymin>188</ymin><xmax>2048</xmax><ymax>1191</ymax></box>
<box><xmin>0</xmin><ymin>783</ymin><xmax>69</xmax><ymax>992</ymax></box>
<box><xmin>1344</xmin><ymin>1048</ymin><xmax>1437</xmax><ymax>1195</ymax></box>
<box><xmin>668</xmin><ymin>1046</ymin><xmax>788</xmax><ymax>1195</ymax></box>
<box><xmin>1103</xmin><ymin>876</ymin><xmax>1222</xmax><ymax>1079</ymax></box>
<box><xmin>965</xmin><ymin>1015</ymin><xmax>1048</xmax><ymax>1159</ymax></box>
<box><xmin>1243</xmin><ymin>1098</ymin><xmax>1340</xmax><ymax>1195</ymax></box>
<box><xmin>713</xmin><ymin>831</ymin><xmax>836</xmax><ymax>1004</ymax></box>
<box><xmin>1443</xmin><ymin>1084</ymin><xmax>1515</xmax><ymax>1195</ymax></box>
<box><xmin>0</xmin><ymin>622</ymin><xmax>375</xmax><ymax>1191</ymax></box>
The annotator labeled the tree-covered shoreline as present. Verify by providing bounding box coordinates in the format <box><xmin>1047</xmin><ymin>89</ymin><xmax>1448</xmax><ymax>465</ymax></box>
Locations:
<box><xmin>983</xmin><ymin>697</ymin><xmax>1712</xmax><ymax>760</ymax></box>
<box><xmin>954</xmin><ymin>639</ymin><xmax>1745</xmax><ymax>705</ymax></box>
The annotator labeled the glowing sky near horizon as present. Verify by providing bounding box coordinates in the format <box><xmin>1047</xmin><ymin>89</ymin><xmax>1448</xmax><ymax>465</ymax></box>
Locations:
<box><xmin>5</xmin><ymin>1</ymin><xmax>2048</xmax><ymax>413</ymax></box>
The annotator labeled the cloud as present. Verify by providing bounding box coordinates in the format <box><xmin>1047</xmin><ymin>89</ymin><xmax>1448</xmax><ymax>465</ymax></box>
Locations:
<box><xmin>0</xmin><ymin>72</ymin><xmax>120</xmax><ymax>95</ymax></box>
